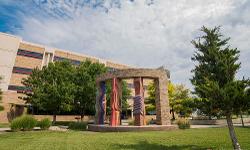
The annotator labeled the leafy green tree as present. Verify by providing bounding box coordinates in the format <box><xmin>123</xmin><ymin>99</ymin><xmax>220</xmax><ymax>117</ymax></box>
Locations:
<box><xmin>170</xmin><ymin>84</ymin><xmax>193</xmax><ymax>119</ymax></box>
<box><xmin>22</xmin><ymin>61</ymin><xmax>76</xmax><ymax>124</ymax></box>
<box><xmin>191</xmin><ymin>26</ymin><xmax>250</xmax><ymax>149</ymax></box>
<box><xmin>146</xmin><ymin>82</ymin><xmax>193</xmax><ymax>119</ymax></box>
<box><xmin>0</xmin><ymin>76</ymin><xmax>3</xmax><ymax>111</ymax></box>
<box><xmin>234</xmin><ymin>81</ymin><xmax>250</xmax><ymax>127</ymax></box>
<box><xmin>145</xmin><ymin>81</ymin><xmax>156</xmax><ymax>113</ymax></box>
<box><xmin>74</xmin><ymin>60</ymin><xmax>107</xmax><ymax>121</ymax></box>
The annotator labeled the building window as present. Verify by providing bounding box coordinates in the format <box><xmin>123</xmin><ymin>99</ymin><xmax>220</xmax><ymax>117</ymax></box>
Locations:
<box><xmin>54</xmin><ymin>56</ymin><xmax>81</xmax><ymax>66</ymax></box>
<box><xmin>17</xmin><ymin>49</ymin><xmax>43</xmax><ymax>59</ymax></box>
<box><xmin>8</xmin><ymin>85</ymin><xmax>31</xmax><ymax>92</ymax></box>
<box><xmin>107</xmin><ymin>67</ymin><xmax>116</xmax><ymax>72</ymax></box>
<box><xmin>12</xmin><ymin>67</ymin><xmax>33</xmax><ymax>75</ymax></box>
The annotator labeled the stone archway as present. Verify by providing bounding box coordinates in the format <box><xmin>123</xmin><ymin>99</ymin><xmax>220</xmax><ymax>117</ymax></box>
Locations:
<box><xmin>95</xmin><ymin>68</ymin><xmax>171</xmax><ymax>126</ymax></box>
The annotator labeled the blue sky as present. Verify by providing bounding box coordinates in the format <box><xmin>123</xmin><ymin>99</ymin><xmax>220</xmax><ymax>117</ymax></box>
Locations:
<box><xmin>1</xmin><ymin>0</ymin><xmax>250</xmax><ymax>88</ymax></box>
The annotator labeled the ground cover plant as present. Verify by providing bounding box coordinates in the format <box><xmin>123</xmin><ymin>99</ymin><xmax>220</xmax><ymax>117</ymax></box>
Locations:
<box><xmin>0</xmin><ymin>127</ymin><xmax>249</xmax><ymax>150</ymax></box>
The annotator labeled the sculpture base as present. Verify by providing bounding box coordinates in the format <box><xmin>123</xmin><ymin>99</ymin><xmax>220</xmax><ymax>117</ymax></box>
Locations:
<box><xmin>88</xmin><ymin>124</ymin><xmax>177</xmax><ymax>132</ymax></box>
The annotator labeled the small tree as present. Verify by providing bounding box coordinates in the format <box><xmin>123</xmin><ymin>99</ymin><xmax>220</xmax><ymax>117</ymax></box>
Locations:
<box><xmin>170</xmin><ymin>84</ymin><xmax>193</xmax><ymax>119</ymax></box>
<box><xmin>74</xmin><ymin>60</ymin><xmax>107</xmax><ymax>121</ymax></box>
<box><xmin>145</xmin><ymin>82</ymin><xmax>156</xmax><ymax>113</ymax></box>
<box><xmin>191</xmin><ymin>26</ymin><xmax>250</xmax><ymax>150</ymax></box>
<box><xmin>22</xmin><ymin>61</ymin><xmax>76</xmax><ymax>124</ymax></box>
<box><xmin>146</xmin><ymin>82</ymin><xmax>193</xmax><ymax>119</ymax></box>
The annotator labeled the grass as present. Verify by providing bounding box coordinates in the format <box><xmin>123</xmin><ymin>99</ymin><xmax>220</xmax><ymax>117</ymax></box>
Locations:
<box><xmin>0</xmin><ymin>127</ymin><xmax>250</xmax><ymax>150</ymax></box>
<box><xmin>0</xmin><ymin>123</ymin><xmax>9</xmax><ymax>128</ymax></box>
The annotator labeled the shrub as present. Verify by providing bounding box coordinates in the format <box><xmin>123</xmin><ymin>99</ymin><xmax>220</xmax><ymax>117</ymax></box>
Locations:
<box><xmin>68</xmin><ymin>122</ymin><xmax>87</xmax><ymax>131</ymax></box>
<box><xmin>10</xmin><ymin>115</ymin><xmax>37</xmax><ymax>131</ymax></box>
<box><xmin>10</xmin><ymin>117</ymin><xmax>22</xmax><ymax>131</ymax></box>
<box><xmin>177</xmin><ymin>118</ymin><xmax>190</xmax><ymax>129</ymax></box>
<box><xmin>37</xmin><ymin>118</ymin><xmax>51</xmax><ymax>130</ymax></box>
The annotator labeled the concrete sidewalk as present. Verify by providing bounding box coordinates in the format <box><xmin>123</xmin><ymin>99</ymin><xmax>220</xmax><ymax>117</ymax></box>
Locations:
<box><xmin>0</xmin><ymin>124</ymin><xmax>249</xmax><ymax>132</ymax></box>
<box><xmin>191</xmin><ymin>123</ymin><xmax>250</xmax><ymax>128</ymax></box>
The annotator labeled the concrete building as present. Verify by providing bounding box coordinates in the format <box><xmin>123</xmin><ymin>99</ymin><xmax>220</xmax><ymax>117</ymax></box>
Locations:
<box><xmin>0</xmin><ymin>32</ymin><xmax>151</xmax><ymax>123</ymax></box>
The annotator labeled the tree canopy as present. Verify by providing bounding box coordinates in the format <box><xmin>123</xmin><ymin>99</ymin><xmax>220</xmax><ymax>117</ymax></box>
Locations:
<box><xmin>22</xmin><ymin>61</ymin><xmax>76</xmax><ymax>124</ymax></box>
<box><xmin>146</xmin><ymin>81</ymin><xmax>193</xmax><ymax>118</ymax></box>
<box><xmin>22</xmin><ymin>60</ymin><xmax>132</xmax><ymax>123</ymax></box>
<box><xmin>73</xmin><ymin>60</ymin><xmax>107</xmax><ymax>120</ymax></box>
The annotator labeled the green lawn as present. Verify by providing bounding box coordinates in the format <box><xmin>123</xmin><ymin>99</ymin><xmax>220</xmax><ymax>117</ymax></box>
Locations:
<box><xmin>0</xmin><ymin>123</ymin><xmax>9</xmax><ymax>128</ymax></box>
<box><xmin>0</xmin><ymin>127</ymin><xmax>249</xmax><ymax>150</ymax></box>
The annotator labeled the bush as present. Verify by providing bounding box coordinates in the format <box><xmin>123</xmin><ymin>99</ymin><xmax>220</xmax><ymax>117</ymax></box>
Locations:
<box><xmin>68</xmin><ymin>122</ymin><xmax>87</xmax><ymax>131</ymax></box>
<box><xmin>10</xmin><ymin>115</ymin><xmax>37</xmax><ymax>131</ymax></box>
<box><xmin>177</xmin><ymin>118</ymin><xmax>190</xmax><ymax>129</ymax></box>
<box><xmin>10</xmin><ymin>117</ymin><xmax>22</xmax><ymax>131</ymax></box>
<box><xmin>37</xmin><ymin>118</ymin><xmax>51</xmax><ymax>130</ymax></box>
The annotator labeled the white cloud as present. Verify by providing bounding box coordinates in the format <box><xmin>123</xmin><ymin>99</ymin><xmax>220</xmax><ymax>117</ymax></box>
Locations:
<box><xmin>12</xmin><ymin>0</ymin><xmax>250</xmax><ymax>88</ymax></box>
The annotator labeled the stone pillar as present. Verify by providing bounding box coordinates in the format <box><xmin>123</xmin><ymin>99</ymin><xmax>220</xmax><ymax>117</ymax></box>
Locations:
<box><xmin>110</xmin><ymin>78</ymin><xmax>120</xmax><ymax>126</ymax></box>
<box><xmin>95</xmin><ymin>81</ymin><xmax>106</xmax><ymax>125</ymax></box>
<box><xmin>133</xmin><ymin>77</ymin><xmax>145</xmax><ymax>126</ymax></box>
<box><xmin>154</xmin><ymin>77</ymin><xmax>171</xmax><ymax>125</ymax></box>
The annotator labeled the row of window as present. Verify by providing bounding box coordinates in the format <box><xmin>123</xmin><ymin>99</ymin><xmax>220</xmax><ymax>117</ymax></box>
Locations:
<box><xmin>16</xmin><ymin>49</ymin><xmax>117</xmax><ymax>70</ymax></box>
<box><xmin>17</xmin><ymin>49</ymin><xmax>43</xmax><ymax>59</ymax></box>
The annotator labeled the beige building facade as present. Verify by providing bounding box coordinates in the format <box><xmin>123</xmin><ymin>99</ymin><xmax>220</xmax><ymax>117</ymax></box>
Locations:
<box><xmin>0</xmin><ymin>32</ymin><xmax>151</xmax><ymax>123</ymax></box>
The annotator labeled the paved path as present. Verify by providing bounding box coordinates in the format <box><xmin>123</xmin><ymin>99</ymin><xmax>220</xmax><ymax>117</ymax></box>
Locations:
<box><xmin>0</xmin><ymin>128</ymin><xmax>10</xmax><ymax>132</ymax></box>
<box><xmin>0</xmin><ymin>124</ymin><xmax>249</xmax><ymax>132</ymax></box>
<box><xmin>191</xmin><ymin>123</ymin><xmax>250</xmax><ymax>128</ymax></box>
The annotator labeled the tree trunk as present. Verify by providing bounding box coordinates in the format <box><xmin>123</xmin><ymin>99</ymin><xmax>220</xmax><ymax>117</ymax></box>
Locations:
<box><xmin>80</xmin><ymin>110</ymin><xmax>84</xmax><ymax>122</ymax></box>
<box><xmin>226</xmin><ymin>114</ymin><xmax>241</xmax><ymax>150</ymax></box>
<box><xmin>240</xmin><ymin>112</ymin><xmax>244</xmax><ymax>127</ymax></box>
<box><xmin>52</xmin><ymin>114</ymin><xmax>57</xmax><ymax>125</ymax></box>
<box><xmin>80</xmin><ymin>114</ymin><xmax>84</xmax><ymax>122</ymax></box>
<box><xmin>171</xmin><ymin>107</ymin><xmax>175</xmax><ymax>120</ymax></box>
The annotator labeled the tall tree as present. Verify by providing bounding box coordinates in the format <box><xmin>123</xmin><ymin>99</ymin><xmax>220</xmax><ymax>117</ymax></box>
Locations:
<box><xmin>74</xmin><ymin>60</ymin><xmax>107</xmax><ymax>121</ymax></box>
<box><xmin>191</xmin><ymin>26</ymin><xmax>250</xmax><ymax>150</ymax></box>
<box><xmin>22</xmin><ymin>61</ymin><xmax>76</xmax><ymax>124</ymax></box>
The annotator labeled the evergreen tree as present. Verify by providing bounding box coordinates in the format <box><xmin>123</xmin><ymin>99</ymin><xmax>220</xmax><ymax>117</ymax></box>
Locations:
<box><xmin>191</xmin><ymin>26</ymin><xmax>250</xmax><ymax>150</ymax></box>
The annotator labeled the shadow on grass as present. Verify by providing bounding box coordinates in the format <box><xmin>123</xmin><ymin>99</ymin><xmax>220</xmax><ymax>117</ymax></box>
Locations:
<box><xmin>112</xmin><ymin>141</ymin><xmax>211</xmax><ymax>150</ymax></box>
